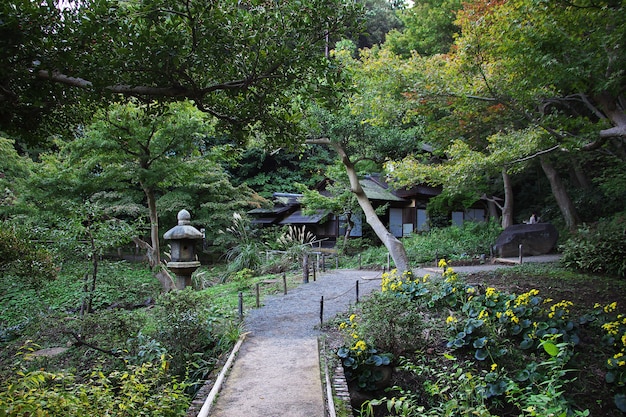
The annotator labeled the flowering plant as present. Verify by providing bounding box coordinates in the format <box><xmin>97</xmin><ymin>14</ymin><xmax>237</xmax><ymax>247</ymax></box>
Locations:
<box><xmin>586</xmin><ymin>302</ymin><xmax>626</xmax><ymax>411</ymax></box>
<box><xmin>336</xmin><ymin>313</ymin><xmax>393</xmax><ymax>390</ymax></box>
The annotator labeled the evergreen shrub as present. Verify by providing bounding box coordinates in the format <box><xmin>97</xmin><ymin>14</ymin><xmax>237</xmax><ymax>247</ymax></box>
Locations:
<box><xmin>0</xmin><ymin>223</ymin><xmax>57</xmax><ymax>289</ymax></box>
<box><xmin>404</xmin><ymin>220</ymin><xmax>502</xmax><ymax>264</ymax></box>
<box><xmin>561</xmin><ymin>212</ymin><xmax>626</xmax><ymax>278</ymax></box>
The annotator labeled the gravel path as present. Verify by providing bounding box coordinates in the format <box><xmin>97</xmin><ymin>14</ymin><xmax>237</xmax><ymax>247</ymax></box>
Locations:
<box><xmin>204</xmin><ymin>255</ymin><xmax>561</xmax><ymax>416</ymax></box>
<box><xmin>208</xmin><ymin>269</ymin><xmax>384</xmax><ymax>417</ymax></box>
<box><xmin>245</xmin><ymin>269</ymin><xmax>385</xmax><ymax>338</ymax></box>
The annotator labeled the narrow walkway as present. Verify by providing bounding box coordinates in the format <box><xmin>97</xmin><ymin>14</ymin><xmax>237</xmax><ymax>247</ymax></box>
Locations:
<box><xmin>205</xmin><ymin>255</ymin><xmax>561</xmax><ymax>416</ymax></box>
<box><xmin>208</xmin><ymin>269</ymin><xmax>383</xmax><ymax>417</ymax></box>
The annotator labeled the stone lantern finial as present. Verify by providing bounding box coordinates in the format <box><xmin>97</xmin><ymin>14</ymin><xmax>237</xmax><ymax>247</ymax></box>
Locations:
<box><xmin>177</xmin><ymin>209</ymin><xmax>191</xmax><ymax>225</ymax></box>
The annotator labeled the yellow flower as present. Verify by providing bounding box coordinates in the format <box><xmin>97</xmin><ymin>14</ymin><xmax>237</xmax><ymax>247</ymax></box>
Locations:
<box><xmin>349</xmin><ymin>314</ymin><xmax>356</xmax><ymax>322</ymax></box>
<box><xmin>514</xmin><ymin>289</ymin><xmax>539</xmax><ymax>307</ymax></box>
<box><xmin>478</xmin><ymin>310</ymin><xmax>489</xmax><ymax>320</ymax></box>
<box><xmin>491</xmin><ymin>363</ymin><xmax>498</xmax><ymax>372</ymax></box>
<box><xmin>402</xmin><ymin>270</ymin><xmax>413</xmax><ymax>282</ymax></box>
<box><xmin>485</xmin><ymin>287</ymin><xmax>498</xmax><ymax>299</ymax></box>
<box><xmin>602</xmin><ymin>321</ymin><xmax>620</xmax><ymax>336</ymax></box>
<box><xmin>352</xmin><ymin>340</ymin><xmax>367</xmax><ymax>352</ymax></box>
<box><xmin>438</xmin><ymin>259</ymin><xmax>448</xmax><ymax>268</ymax></box>
<box><xmin>446</xmin><ymin>315</ymin><xmax>458</xmax><ymax>325</ymax></box>
<box><xmin>605</xmin><ymin>302</ymin><xmax>618</xmax><ymax>313</ymax></box>
<box><xmin>550</xmin><ymin>300</ymin><xmax>574</xmax><ymax>319</ymax></box>
<box><xmin>505</xmin><ymin>310</ymin><xmax>519</xmax><ymax>324</ymax></box>
<box><xmin>339</xmin><ymin>322</ymin><xmax>347</xmax><ymax>330</ymax></box>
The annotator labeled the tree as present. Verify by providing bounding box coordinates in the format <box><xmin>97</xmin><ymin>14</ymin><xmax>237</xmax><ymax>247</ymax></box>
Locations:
<box><xmin>298</xmin><ymin>162</ymin><xmax>363</xmax><ymax>248</ymax></box>
<box><xmin>353</xmin><ymin>0</ymin><xmax>404</xmax><ymax>49</ymax></box>
<box><xmin>382</xmin><ymin>0</ymin><xmax>626</xmax><ymax>230</ymax></box>
<box><xmin>301</xmin><ymin>42</ymin><xmax>439</xmax><ymax>271</ymax></box>
<box><xmin>2</xmin><ymin>0</ymin><xmax>362</xmax><ymax>152</ymax></box>
<box><xmin>448</xmin><ymin>0</ymin><xmax>626</xmax><ymax>228</ymax></box>
<box><xmin>69</xmin><ymin>101</ymin><xmax>215</xmax><ymax>267</ymax></box>
<box><xmin>25</xmin><ymin>100</ymin><xmax>256</xmax><ymax>272</ymax></box>
<box><xmin>0</xmin><ymin>137</ymin><xmax>33</xmax><ymax>219</ymax></box>
<box><xmin>229</xmin><ymin>144</ymin><xmax>334</xmax><ymax>198</ymax></box>
<box><xmin>385</xmin><ymin>0</ymin><xmax>462</xmax><ymax>57</ymax></box>
<box><xmin>305</xmin><ymin>103</ymin><xmax>413</xmax><ymax>272</ymax></box>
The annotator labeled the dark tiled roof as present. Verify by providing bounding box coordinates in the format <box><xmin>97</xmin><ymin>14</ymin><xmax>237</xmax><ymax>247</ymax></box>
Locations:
<box><xmin>279</xmin><ymin>209</ymin><xmax>330</xmax><ymax>225</ymax></box>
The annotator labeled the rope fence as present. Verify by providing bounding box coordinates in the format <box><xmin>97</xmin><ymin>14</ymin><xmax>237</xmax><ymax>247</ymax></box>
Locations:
<box><xmin>236</xmin><ymin>253</ymin><xmax>385</xmax><ymax>325</ymax></box>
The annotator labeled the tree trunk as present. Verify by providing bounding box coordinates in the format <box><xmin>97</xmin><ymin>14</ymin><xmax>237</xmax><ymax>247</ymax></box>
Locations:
<box><xmin>342</xmin><ymin>212</ymin><xmax>353</xmax><ymax>248</ymax></box>
<box><xmin>325</xmin><ymin>140</ymin><xmax>411</xmax><ymax>272</ymax></box>
<box><xmin>540</xmin><ymin>155</ymin><xmax>581</xmax><ymax>230</ymax></box>
<box><xmin>501</xmin><ymin>168</ymin><xmax>514</xmax><ymax>229</ymax></box>
<box><xmin>142</xmin><ymin>184</ymin><xmax>161</xmax><ymax>268</ymax></box>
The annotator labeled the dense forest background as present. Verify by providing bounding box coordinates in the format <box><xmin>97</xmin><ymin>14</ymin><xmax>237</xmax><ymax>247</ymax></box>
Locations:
<box><xmin>1</xmin><ymin>1</ymin><xmax>626</xmax><ymax>415</ymax></box>
<box><xmin>2</xmin><ymin>0</ymin><xmax>624</xmax><ymax>260</ymax></box>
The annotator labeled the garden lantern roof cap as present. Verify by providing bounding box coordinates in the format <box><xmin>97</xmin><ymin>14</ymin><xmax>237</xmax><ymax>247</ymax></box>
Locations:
<box><xmin>163</xmin><ymin>209</ymin><xmax>203</xmax><ymax>240</ymax></box>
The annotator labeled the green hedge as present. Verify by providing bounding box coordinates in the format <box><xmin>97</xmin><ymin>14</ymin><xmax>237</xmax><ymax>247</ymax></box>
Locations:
<box><xmin>561</xmin><ymin>213</ymin><xmax>626</xmax><ymax>278</ymax></box>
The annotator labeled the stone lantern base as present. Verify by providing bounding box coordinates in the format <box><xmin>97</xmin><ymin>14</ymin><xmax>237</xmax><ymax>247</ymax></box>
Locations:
<box><xmin>167</xmin><ymin>261</ymin><xmax>201</xmax><ymax>290</ymax></box>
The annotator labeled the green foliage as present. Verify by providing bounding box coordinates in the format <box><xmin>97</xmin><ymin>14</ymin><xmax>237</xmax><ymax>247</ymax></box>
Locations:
<box><xmin>358</xmin><ymin>263</ymin><xmax>593</xmax><ymax>415</ymax></box>
<box><xmin>3</xmin><ymin>0</ymin><xmax>362</xmax><ymax>151</ymax></box>
<box><xmin>149</xmin><ymin>289</ymin><xmax>226</xmax><ymax>378</ymax></box>
<box><xmin>353</xmin><ymin>0</ymin><xmax>403</xmax><ymax>49</ymax></box>
<box><xmin>361</xmin><ymin>357</ymin><xmax>493</xmax><ymax>417</ymax></box>
<box><xmin>229</xmin><ymin>268</ymin><xmax>255</xmax><ymax>291</ymax></box>
<box><xmin>0</xmin><ymin>259</ymin><xmax>242</xmax><ymax>412</ymax></box>
<box><xmin>362</xmin><ymin>338</ymin><xmax>588</xmax><ymax>417</ymax></box>
<box><xmin>358</xmin><ymin>290</ymin><xmax>425</xmax><ymax>355</ymax></box>
<box><xmin>0</xmin><ymin>358</ymin><xmax>189</xmax><ymax>417</ymax></box>
<box><xmin>336</xmin><ymin>313</ymin><xmax>393</xmax><ymax>391</ymax></box>
<box><xmin>222</xmin><ymin>213</ymin><xmax>265</xmax><ymax>278</ymax></box>
<box><xmin>0</xmin><ymin>223</ymin><xmax>57</xmax><ymax>289</ymax></box>
<box><xmin>561</xmin><ymin>213</ymin><xmax>626</xmax><ymax>278</ymax></box>
<box><xmin>386</xmin><ymin>0</ymin><xmax>462</xmax><ymax>56</ymax></box>
<box><xmin>0</xmin><ymin>137</ymin><xmax>33</xmax><ymax>218</ymax></box>
<box><xmin>403</xmin><ymin>221</ymin><xmax>502</xmax><ymax>264</ymax></box>
<box><xmin>276</xmin><ymin>225</ymin><xmax>320</xmax><ymax>261</ymax></box>
<box><xmin>583</xmin><ymin>302</ymin><xmax>626</xmax><ymax>411</ymax></box>
<box><xmin>231</xmin><ymin>144</ymin><xmax>333</xmax><ymax>198</ymax></box>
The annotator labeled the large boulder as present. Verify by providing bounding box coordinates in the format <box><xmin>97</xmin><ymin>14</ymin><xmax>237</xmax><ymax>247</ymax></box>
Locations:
<box><xmin>494</xmin><ymin>223</ymin><xmax>559</xmax><ymax>257</ymax></box>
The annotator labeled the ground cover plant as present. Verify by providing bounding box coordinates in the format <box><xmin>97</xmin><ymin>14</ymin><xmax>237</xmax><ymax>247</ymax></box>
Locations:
<box><xmin>331</xmin><ymin>262</ymin><xmax>626</xmax><ymax>417</ymax></box>
<box><xmin>0</xmin><ymin>252</ymin><xmax>306</xmax><ymax>416</ymax></box>
<box><xmin>348</xmin><ymin>221</ymin><xmax>502</xmax><ymax>269</ymax></box>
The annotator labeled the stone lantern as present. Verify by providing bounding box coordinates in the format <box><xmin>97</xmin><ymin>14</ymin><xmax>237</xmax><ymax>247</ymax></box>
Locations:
<box><xmin>163</xmin><ymin>209</ymin><xmax>203</xmax><ymax>290</ymax></box>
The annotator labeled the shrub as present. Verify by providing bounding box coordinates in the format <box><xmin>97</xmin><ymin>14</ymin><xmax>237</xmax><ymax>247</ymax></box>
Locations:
<box><xmin>0</xmin><ymin>358</ymin><xmax>189</xmax><ymax>416</ymax></box>
<box><xmin>357</xmin><ymin>262</ymin><xmax>591</xmax><ymax>416</ymax></box>
<box><xmin>561</xmin><ymin>213</ymin><xmax>626</xmax><ymax>277</ymax></box>
<box><xmin>336</xmin><ymin>313</ymin><xmax>393</xmax><ymax>391</ymax></box>
<box><xmin>0</xmin><ymin>223</ymin><xmax>58</xmax><ymax>289</ymax></box>
<box><xmin>149</xmin><ymin>289</ymin><xmax>226</xmax><ymax>378</ymax></box>
<box><xmin>358</xmin><ymin>290</ymin><xmax>425</xmax><ymax>356</ymax></box>
<box><xmin>222</xmin><ymin>213</ymin><xmax>265</xmax><ymax>277</ymax></box>
<box><xmin>403</xmin><ymin>221</ymin><xmax>502</xmax><ymax>264</ymax></box>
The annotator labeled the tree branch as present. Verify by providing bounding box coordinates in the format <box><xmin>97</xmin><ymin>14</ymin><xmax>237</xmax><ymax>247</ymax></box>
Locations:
<box><xmin>66</xmin><ymin>331</ymin><xmax>121</xmax><ymax>357</ymax></box>
<box><xmin>35</xmin><ymin>69</ymin><xmax>271</xmax><ymax>98</ymax></box>
<box><xmin>509</xmin><ymin>144</ymin><xmax>561</xmax><ymax>164</ymax></box>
